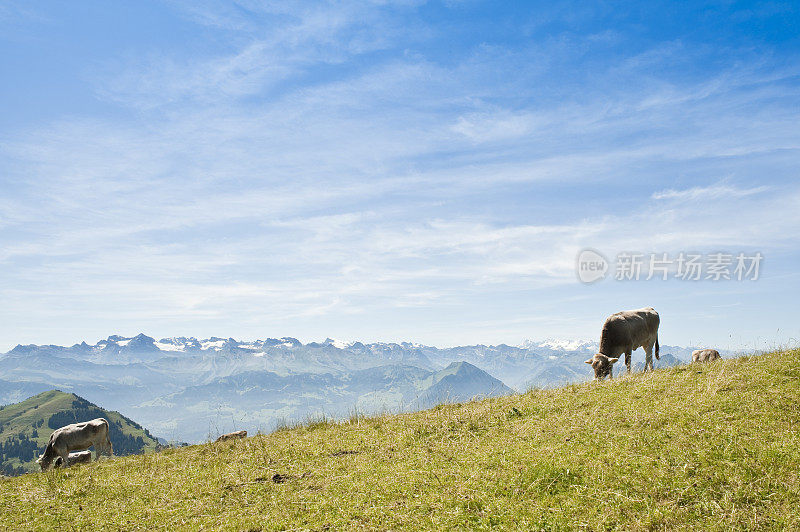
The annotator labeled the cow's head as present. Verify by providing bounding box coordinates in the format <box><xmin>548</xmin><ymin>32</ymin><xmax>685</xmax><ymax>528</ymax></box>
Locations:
<box><xmin>585</xmin><ymin>354</ymin><xmax>619</xmax><ymax>380</ymax></box>
<box><xmin>36</xmin><ymin>454</ymin><xmax>54</xmax><ymax>471</ymax></box>
<box><xmin>36</xmin><ymin>445</ymin><xmax>59</xmax><ymax>471</ymax></box>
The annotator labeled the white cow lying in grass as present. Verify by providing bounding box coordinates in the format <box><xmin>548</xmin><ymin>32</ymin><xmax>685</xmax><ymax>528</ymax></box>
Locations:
<box><xmin>692</xmin><ymin>348</ymin><xmax>721</xmax><ymax>363</ymax></box>
<box><xmin>53</xmin><ymin>450</ymin><xmax>93</xmax><ymax>468</ymax></box>
<box><xmin>215</xmin><ymin>430</ymin><xmax>247</xmax><ymax>443</ymax></box>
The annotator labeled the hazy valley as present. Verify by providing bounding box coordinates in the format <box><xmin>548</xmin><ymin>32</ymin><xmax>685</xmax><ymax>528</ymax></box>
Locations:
<box><xmin>0</xmin><ymin>334</ymin><xmax>711</xmax><ymax>443</ymax></box>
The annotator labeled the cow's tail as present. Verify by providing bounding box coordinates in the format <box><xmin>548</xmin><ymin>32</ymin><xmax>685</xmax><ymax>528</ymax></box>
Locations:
<box><xmin>101</xmin><ymin>418</ymin><xmax>113</xmax><ymax>457</ymax></box>
<box><xmin>106</xmin><ymin>429</ymin><xmax>114</xmax><ymax>457</ymax></box>
<box><xmin>655</xmin><ymin>336</ymin><xmax>660</xmax><ymax>360</ymax></box>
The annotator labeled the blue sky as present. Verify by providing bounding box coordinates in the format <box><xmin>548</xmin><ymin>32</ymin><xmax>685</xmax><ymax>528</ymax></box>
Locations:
<box><xmin>1</xmin><ymin>1</ymin><xmax>799</xmax><ymax>351</ymax></box>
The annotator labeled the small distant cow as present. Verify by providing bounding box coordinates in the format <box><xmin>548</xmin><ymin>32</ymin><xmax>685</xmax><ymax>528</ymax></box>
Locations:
<box><xmin>37</xmin><ymin>418</ymin><xmax>113</xmax><ymax>471</ymax></box>
<box><xmin>215</xmin><ymin>430</ymin><xmax>247</xmax><ymax>443</ymax></box>
<box><xmin>586</xmin><ymin>307</ymin><xmax>660</xmax><ymax>379</ymax></box>
<box><xmin>53</xmin><ymin>450</ymin><xmax>93</xmax><ymax>468</ymax></box>
<box><xmin>692</xmin><ymin>348</ymin><xmax>721</xmax><ymax>363</ymax></box>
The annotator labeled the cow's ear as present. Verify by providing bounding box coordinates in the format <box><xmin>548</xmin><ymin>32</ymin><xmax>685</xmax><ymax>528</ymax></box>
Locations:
<box><xmin>584</xmin><ymin>359</ymin><xmax>593</xmax><ymax>365</ymax></box>
<box><xmin>609</xmin><ymin>358</ymin><xmax>619</xmax><ymax>364</ymax></box>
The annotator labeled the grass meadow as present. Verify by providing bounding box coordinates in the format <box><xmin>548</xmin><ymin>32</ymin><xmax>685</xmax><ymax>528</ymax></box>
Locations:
<box><xmin>1</xmin><ymin>349</ymin><xmax>798</xmax><ymax>530</ymax></box>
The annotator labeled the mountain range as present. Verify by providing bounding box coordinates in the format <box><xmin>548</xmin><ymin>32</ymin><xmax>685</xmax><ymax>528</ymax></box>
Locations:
<box><xmin>0</xmin><ymin>334</ymin><xmax>722</xmax><ymax>442</ymax></box>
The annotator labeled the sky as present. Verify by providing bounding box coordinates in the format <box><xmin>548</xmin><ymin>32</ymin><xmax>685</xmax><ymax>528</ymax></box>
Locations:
<box><xmin>1</xmin><ymin>1</ymin><xmax>799</xmax><ymax>352</ymax></box>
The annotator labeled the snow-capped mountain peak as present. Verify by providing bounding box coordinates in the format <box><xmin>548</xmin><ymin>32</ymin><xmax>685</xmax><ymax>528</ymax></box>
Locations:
<box><xmin>323</xmin><ymin>338</ymin><xmax>352</xmax><ymax>349</ymax></box>
<box><xmin>520</xmin><ymin>338</ymin><xmax>598</xmax><ymax>352</ymax></box>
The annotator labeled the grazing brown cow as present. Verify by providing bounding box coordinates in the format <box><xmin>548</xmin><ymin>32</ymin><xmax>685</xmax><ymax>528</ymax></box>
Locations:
<box><xmin>53</xmin><ymin>450</ymin><xmax>93</xmax><ymax>468</ymax></box>
<box><xmin>692</xmin><ymin>348</ymin><xmax>721</xmax><ymax>363</ymax></box>
<box><xmin>37</xmin><ymin>418</ymin><xmax>113</xmax><ymax>471</ymax></box>
<box><xmin>215</xmin><ymin>430</ymin><xmax>247</xmax><ymax>443</ymax></box>
<box><xmin>586</xmin><ymin>307</ymin><xmax>660</xmax><ymax>379</ymax></box>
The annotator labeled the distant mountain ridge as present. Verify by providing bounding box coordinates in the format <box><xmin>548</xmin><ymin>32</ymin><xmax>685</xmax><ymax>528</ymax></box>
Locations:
<box><xmin>0</xmin><ymin>334</ymin><xmax>729</xmax><ymax>442</ymax></box>
<box><xmin>412</xmin><ymin>361</ymin><xmax>513</xmax><ymax>410</ymax></box>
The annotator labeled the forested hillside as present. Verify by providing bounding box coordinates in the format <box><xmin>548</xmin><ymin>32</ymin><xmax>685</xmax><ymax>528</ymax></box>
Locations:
<box><xmin>0</xmin><ymin>390</ymin><xmax>159</xmax><ymax>475</ymax></box>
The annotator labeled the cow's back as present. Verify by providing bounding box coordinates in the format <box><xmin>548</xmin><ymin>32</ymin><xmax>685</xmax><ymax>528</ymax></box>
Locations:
<box><xmin>599</xmin><ymin>307</ymin><xmax>659</xmax><ymax>356</ymax></box>
<box><xmin>52</xmin><ymin>418</ymin><xmax>110</xmax><ymax>451</ymax></box>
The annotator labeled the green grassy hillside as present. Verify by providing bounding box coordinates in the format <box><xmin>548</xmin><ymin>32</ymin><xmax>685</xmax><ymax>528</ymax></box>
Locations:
<box><xmin>0</xmin><ymin>390</ymin><xmax>160</xmax><ymax>475</ymax></box>
<box><xmin>1</xmin><ymin>350</ymin><xmax>798</xmax><ymax>530</ymax></box>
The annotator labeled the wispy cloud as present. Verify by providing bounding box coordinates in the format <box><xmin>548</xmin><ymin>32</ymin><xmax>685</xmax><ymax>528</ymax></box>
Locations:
<box><xmin>99</xmin><ymin>0</ymin><xmax>423</xmax><ymax>109</ymax></box>
<box><xmin>652</xmin><ymin>183</ymin><xmax>772</xmax><ymax>201</ymax></box>
<box><xmin>1</xmin><ymin>1</ymin><xmax>800</xmax><ymax>349</ymax></box>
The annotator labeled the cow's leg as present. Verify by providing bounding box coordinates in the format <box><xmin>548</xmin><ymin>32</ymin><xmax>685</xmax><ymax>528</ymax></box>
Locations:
<box><xmin>98</xmin><ymin>439</ymin><xmax>112</xmax><ymax>459</ymax></box>
<box><xmin>60</xmin><ymin>450</ymin><xmax>70</xmax><ymax>468</ymax></box>
<box><xmin>625</xmin><ymin>349</ymin><xmax>632</xmax><ymax>374</ymax></box>
<box><xmin>644</xmin><ymin>343</ymin><xmax>653</xmax><ymax>371</ymax></box>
